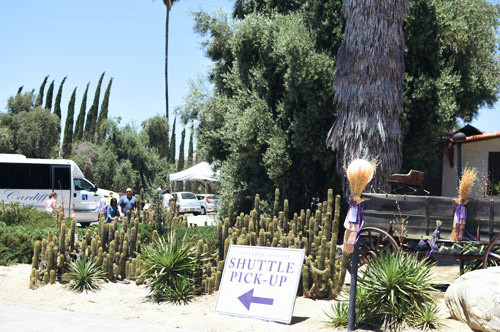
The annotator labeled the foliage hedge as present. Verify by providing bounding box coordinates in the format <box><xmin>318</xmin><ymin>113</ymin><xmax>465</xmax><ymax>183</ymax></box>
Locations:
<box><xmin>0</xmin><ymin>202</ymin><xmax>216</xmax><ymax>266</ymax></box>
<box><xmin>0</xmin><ymin>204</ymin><xmax>58</xmax><ymax>265</ymax></box>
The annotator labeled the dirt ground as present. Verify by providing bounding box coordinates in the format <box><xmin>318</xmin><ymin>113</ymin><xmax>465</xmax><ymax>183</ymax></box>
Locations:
<box><xmin>0</xmin><ymin>259</ymin><xmax>473</xmax><ymax>332</ymax></box>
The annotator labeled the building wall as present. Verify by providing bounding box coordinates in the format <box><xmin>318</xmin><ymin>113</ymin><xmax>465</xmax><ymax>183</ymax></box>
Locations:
<box><xmin>441</xmin><ymin>137</ymin><xmax>500</xmax><ymax>198</ymax></box>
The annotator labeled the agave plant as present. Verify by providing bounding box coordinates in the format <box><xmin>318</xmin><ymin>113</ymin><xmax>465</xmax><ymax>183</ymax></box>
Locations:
<box><xmin>67</xmin><ymin>256</ymin><xmax>106</xmax><ymax>293</ymax></box>
<box><xmin>138</xmin><ymin>232</ymin><xmax>197</xmax><ymax>303</ymax></box>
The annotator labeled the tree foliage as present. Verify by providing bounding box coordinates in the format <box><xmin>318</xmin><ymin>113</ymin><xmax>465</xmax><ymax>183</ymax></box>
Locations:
<box><xmin>62</xmin><ymin>87</ymin><xmax>77</xmax><ymax>158</ymax></box>
<box><xmin>84</xmin><ymin>72</ymin><xmax>105</xmax><ymax>140</ymax></box>
<box><xmin>34</xmin><ymin>75</ymin><xmax>48</xmax><ymax>107</ymax></box>
<box><xmin>193</xmin><ymin>11</ymin><xmax>339</xmax><ymax>213</ymax></box>
<box><xmin>74</xmin><ymin>82</ymin><xmax>89</xmax><ymax>142</ymax></box>
<box><xmin>400</xmin><ymin>0</ymin><xmax>500</xmax><ymax>174</ymax></box>
<box><xmin>44</xmin><ymin>80</ymin><xmax>55</xmax><ymax>111</ymax></box>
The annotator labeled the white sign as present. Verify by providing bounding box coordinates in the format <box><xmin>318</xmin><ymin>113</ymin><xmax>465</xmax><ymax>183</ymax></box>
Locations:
<box><xmin>215</xmin><ymin>245</ymin><xmax>305</xmax><ymax>324</ymax></box>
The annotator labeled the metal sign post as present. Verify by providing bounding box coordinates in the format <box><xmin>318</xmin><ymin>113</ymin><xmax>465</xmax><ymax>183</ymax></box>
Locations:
<box><xmin>347</xmin><ymin>244</ymin><xmax>359</xmax><ymax>332</ymax></box>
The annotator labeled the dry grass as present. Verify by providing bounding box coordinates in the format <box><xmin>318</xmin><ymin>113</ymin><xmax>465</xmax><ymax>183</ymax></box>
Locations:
<box><xmin>346</xmin><ymin>159</ymin><xmax>376</xmax><ymax>201</ymax></box>
<box><xmin>457</xmin><ymin>167</ymin><xmax>477</xmax><ymax>203</ymax></box>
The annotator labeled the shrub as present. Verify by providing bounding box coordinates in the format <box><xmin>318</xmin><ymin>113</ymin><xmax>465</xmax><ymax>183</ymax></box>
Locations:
<box><xmin>325</xmin><ymin>252</ymin><xmax>438</xmax><ymax>331</ymax></box>
<box><xmin>66</xmin><ymin>256</ymin><xmax>106</xmax><ymax>293</ymax></box>
<box><xmin>0</xmin><ymin>203</ymin><xmax>54</xmax><ymax>227</ymax></box>
<box><xmin>0</xmin><ymin>224</ymin><xmax>55</xmax><ymax>265</ymax></box>
<box><xmin>138</xmin><ymin>233</ymin><xmax>197</xmax><ymax>304</ymax></box>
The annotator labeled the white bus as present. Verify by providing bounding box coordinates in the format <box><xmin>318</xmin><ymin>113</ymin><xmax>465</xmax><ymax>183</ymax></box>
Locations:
<box><xmin>0</xmin><ymin>154</ymin><xmax>113</xmax><ymax>225</ymax></box>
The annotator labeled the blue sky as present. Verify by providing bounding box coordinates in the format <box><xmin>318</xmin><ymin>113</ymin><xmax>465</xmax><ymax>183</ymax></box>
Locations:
<box><xmin>0</xmin><ymin>0</ymin><xmax>498</xmax><ymax>153</ymax></box>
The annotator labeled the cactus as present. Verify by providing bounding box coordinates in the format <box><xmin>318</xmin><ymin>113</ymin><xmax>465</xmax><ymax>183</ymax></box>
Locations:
<box><xmin>227</xmin><ymin>203</ymin><xmax>234</xmax><ymax>225</ymax></box>
<box><xmin>58</xmin><ymin>224</ymin><xmax>66</xmax><ymax>254</ymax></box>
<box><xmin>49</xmin><ymin>269</ymin><xmax>56</xmax><ymax>284</ymax></box>
<box><xmin>69</xmin><ymin>219</ymin><xmax>76</xmax><ymax>251</ymax></box>
<box><xmin>254</xmin><ymin>194</ymin><xmax>260</xmax><ymax>221</ymax></box>
<box><xmin>273</xmin><ymin>188</ymin><xmax>280</xmax><ymax>217</ymax></box>
<box><xmin>32</xmin><ymin>240</ymin><xmax>41</xmax><ymax>269</ymax></box>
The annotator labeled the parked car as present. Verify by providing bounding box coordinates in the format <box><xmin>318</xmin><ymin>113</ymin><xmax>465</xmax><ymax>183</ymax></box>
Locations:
<box><xmin>196</xmin><ymin>194</ymin><xmax>219</xmax><ymax>215</ymax></box>
<box><xmin>174</xmin><ymin>192</ymin><xmax>201</xmax><ymax>215</ymax></box>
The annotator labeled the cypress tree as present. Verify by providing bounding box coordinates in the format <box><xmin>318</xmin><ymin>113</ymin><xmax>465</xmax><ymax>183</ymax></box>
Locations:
<box><xmin>44</xmin><ymin>80</ymin><xmax>55</xmax><ymax>110</ymax></box>
<box><xmin>169</xmin><ymin>117</ymin><xmax>176</xmax><ymax>164</ymax></box>
<box><xmin>35</xmin><ymin>75</ymin><xmax>49</xmax><ymax>107</ymax></box>
<box><xmin>177</xmin><ymin>128</ymin><xmax>185</xmax><ymax>171</ymax></box>
<box><xmin>74</xmin><ymin>82</ymin><xmax>89</xmax><ymax>141</ymax></box>
<box><xmin>84</xmin><ymin>72</ymin><xmax>105</xmax><ymax>140</ymax></box>
<box><xmin>187</xmin><ymin>123</ymin><xmax>194</xmax><ymax>168</ymax></box>
<box><xmin>53</xmin><ymin>76</ymin><xmax>67</xmax><ymax>136</ymax></box>
<box><xmin>96</xmin><ymin>77</ymin><xmax>113</xmax><ymax>142</ymax></box>
<box><xmin>62</xmin><ymin>87</ymin><xmax>77</xmax><ymax>158</ymax></box>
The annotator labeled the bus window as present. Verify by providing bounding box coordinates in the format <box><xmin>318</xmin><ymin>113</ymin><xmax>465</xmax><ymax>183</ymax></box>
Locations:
<box><xmin>30</xmin><ymin>164</ymin><xmax>51</xmax><ymax>189</ymax></box>
<box><xmin>0</xmin><ymin>163</ymin><xmax>8</xmax><ymax>188</ymax></box>
<box><xmin>53</xmin><ymin>166</ymin><xmax>71</xmax><ymax>190</ymax></box>
<box><xmin>10</xmin><ymin>164</ymin><xmax>30</xmax><ymax>189</ymax></box>
<box><xmin>74</xmin><ymin>178</ymin><xmax>94</xmax><ymax>191</ymax></box>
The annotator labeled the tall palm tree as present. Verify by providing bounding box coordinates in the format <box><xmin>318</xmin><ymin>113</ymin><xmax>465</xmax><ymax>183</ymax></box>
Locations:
<box><xmin>163</xmin><ymin>0</ymin><xmax>179</xmax><ymax>119</ymax></box>
<box><xmin>327</xmin><ymin>0</ymin><xmax>409</xmax><ymax>194</ymax></box>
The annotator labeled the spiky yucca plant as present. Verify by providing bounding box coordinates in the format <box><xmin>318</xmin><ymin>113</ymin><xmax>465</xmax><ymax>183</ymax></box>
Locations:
<box><xmin>409</xmin><ymin>303</ymin><xmax>444</xmax><ymax>331</ymax></box>
<box><xmin>326</xmin><ymin>252</ymin><xmax>438</xmax><ymax>331</ymax></box>
<box><xmin>359</xmin><ymin>252</ymin><xmax>437</xmax><ymax>331</ymax></box>
<box><xmin>138</xmin><ymin>233</ymin><xmax>197</xmax><ymax>303</ymax></box>
<box><xmin>67</xmin><ymin>256</ymin><xmax>106</xmax><ymax>293</ymax></box>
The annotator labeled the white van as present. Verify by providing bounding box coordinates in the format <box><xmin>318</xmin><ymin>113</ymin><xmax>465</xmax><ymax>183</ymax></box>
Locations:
<box><xmin>0</xmin><ymin>154</ymin><xmax>113</xmax><ymax>225</ymax></box>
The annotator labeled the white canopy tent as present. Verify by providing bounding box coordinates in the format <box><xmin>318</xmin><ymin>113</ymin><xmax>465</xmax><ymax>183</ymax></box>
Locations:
<box><xmin>169</xmin><ymin>162</ymin><xmax>219</xmax><ymax>182</ymax></box>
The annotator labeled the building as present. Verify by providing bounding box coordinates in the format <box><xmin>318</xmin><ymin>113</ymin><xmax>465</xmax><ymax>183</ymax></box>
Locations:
<box><xmin>442</xmin><ymin>125</ymin><xmax>500</xmax><ymax>198</ymax></box>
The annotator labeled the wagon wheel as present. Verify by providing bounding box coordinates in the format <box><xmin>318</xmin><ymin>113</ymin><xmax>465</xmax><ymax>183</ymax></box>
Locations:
<box><xmin>482</xmin><ymin>233</ymin><xmax>500</xmax><ymax>268</ymax></box>
<box><xmin>348</xmin><ymin>227</ymin><xmax>400</xmax><ymax>271</ymax></box>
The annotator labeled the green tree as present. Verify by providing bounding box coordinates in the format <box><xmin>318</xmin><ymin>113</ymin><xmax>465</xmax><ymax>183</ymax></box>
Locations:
<box><xmin>44</xmin><ymin>80</ymin><xmax>55</xmax><ymax>111</ymax></box>
<box><xmin>34</xmin><ymin>75</ymin><xmax>49</xmax><ymax>107</ymax></box>
<box><xmin>162</xmin><ymin>0</ymin><xmax>180</xmax><ymax>119</ymax></box>
<box><xmin>62</xmin><ymin>87</ymin><xmax>77</xmax><ymax>158</ymax></box>
<box><xmin>177</xmin><ymin>128</ymin><xmax>185</xmax><ymax>171</ymax></box>
<box><xmin>169</xmin><ymin>117</ymin><xmax>176</xmax><ymax>163</ymax></box>
<box><xmin>74</xmin><ymin>82</ymin><xmax>89</xmax><ymax>141</ymax></box>
<box><xmin>97</xmin><ymin>78</ymin><xmax>113</xmax><ymax>143</ymax></box>
<box><xmin>142</xmin><ymin>115</ymin><xmax>170</xmax><ymax>159</ymax></box>
<box><xmin>187</xmin><ymin>123</ymin><xmax>194</xmax><ymax>168</ymax></box>
<box><xmin>0</xmin><ymin>126</ymin><xmax>13</xmax><ymax>153</ymax></box>
<box><xmin>84</xmin><ymin>72</ymin><xmax>105</xmax><ymax>140</ymax></box>
<box><xmin>53</xmin><ymin>76</ymin><xmax>67</xmax><ymax>136</ymax></box>
<box><xmin>193</xmin><ymin>11</ymin><xmax>338</xmax><ymax>213</ymax></box>
<box><xmin>11</xmin><ymin>107</ymin><xmax>59</xmax><ymax>158</ymax></box>
<box><xmin>400</xmin><ymin>0</ymin><xmax>500</xmax><ymax>176</ymax></box>
<box><xmin>7</xmin><ymin>91</ymin><xmax>35</xmax><ymax>115</ymax></box>
<box><xmin>327</xmin><ymin>0</ymin><xmax>409</xmax><ymax>193</ymax></box>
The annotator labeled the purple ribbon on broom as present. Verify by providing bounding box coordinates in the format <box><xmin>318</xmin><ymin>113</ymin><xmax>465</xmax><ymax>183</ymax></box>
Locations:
<box><xmin>455</xmin><ymin>204</ymin><xmax>467</xmax><ymax>241</ymax></box>
<box><xmin>347</xmin><ymin>200</ymin><xmax>364</xmax><ymax>247</ymax></box>
<box><xmin>417</xmin><ymin>225</ymin><xmax>440</xmax><ymax>259</ymax></box>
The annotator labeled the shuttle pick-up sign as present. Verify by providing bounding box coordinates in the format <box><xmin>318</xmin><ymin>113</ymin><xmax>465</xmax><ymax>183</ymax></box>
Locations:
<box><xmin>215</xmin><ymin>245</ymin><xmax>305</xmax><ymax>324</ymax></box>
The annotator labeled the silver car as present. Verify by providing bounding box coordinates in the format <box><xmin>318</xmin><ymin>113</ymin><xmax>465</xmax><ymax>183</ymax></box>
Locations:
<box><xmin>174</xmin><ymin>192</ymin><xmax>201</xmax><ymax>215</ymax></box>
<box><xmin>196</xmin><ymin>194</ymin><xmax>219</xmax><ymax>215</ymax></box>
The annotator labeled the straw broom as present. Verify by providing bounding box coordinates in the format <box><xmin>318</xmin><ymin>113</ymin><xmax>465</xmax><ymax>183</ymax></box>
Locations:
<box><xmin>450</xmin><ymin>167</ymin><xmax>477</xmax><ymax>242</ymax></box>
<box><xmin>343</xmin><ymin>159</ymin><xmax>376</xmax><ymax>253</ymax></box>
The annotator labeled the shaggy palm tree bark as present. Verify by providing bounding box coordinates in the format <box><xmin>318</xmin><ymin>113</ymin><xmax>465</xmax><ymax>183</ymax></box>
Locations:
<box><xmin>327</xmin><ymin>0</ymin><xmax>409</xmax><ymax>194</ymax></box>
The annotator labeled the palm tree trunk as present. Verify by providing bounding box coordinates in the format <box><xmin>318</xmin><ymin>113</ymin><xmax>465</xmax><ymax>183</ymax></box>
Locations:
<box><xmin>327</xmin><ymin>0</ymin><xmax>409</xmax><ymax>194</ymax></box>
<box><xmin>165</xmin><ymin>5</ymin><xmax>170</xmax><ymax>119</ymax></box>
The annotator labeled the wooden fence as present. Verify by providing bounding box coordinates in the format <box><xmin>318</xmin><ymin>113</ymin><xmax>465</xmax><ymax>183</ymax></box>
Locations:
<box><xmin>362</xmin><ymin>193</ymin><xmax>500</xmax><ymax>242</ymax></box>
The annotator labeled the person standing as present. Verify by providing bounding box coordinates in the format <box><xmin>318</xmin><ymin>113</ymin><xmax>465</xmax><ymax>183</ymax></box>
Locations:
<box><xmin>118</xmin><ymin>187</ymin><xmax>137</xmax><ymax>219</ymax></box>
<box><xmin>98</xmin><ymin>193</ymin><xmax>109</xmax><ymax>220</ymax></box>
<box><xmin>45</xmin><ymin>192</ymin><xmax>60</xmax><ymax>214</ymax></box>
<box><xmin>106</xmin><ymin>198</ymin><xmax>120</xmax><ymax>223</ymax></box>
<box><xmin>164</xmin><ymin>188</ymin><xmax>173</xmax><ymax>211</ymax></box>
